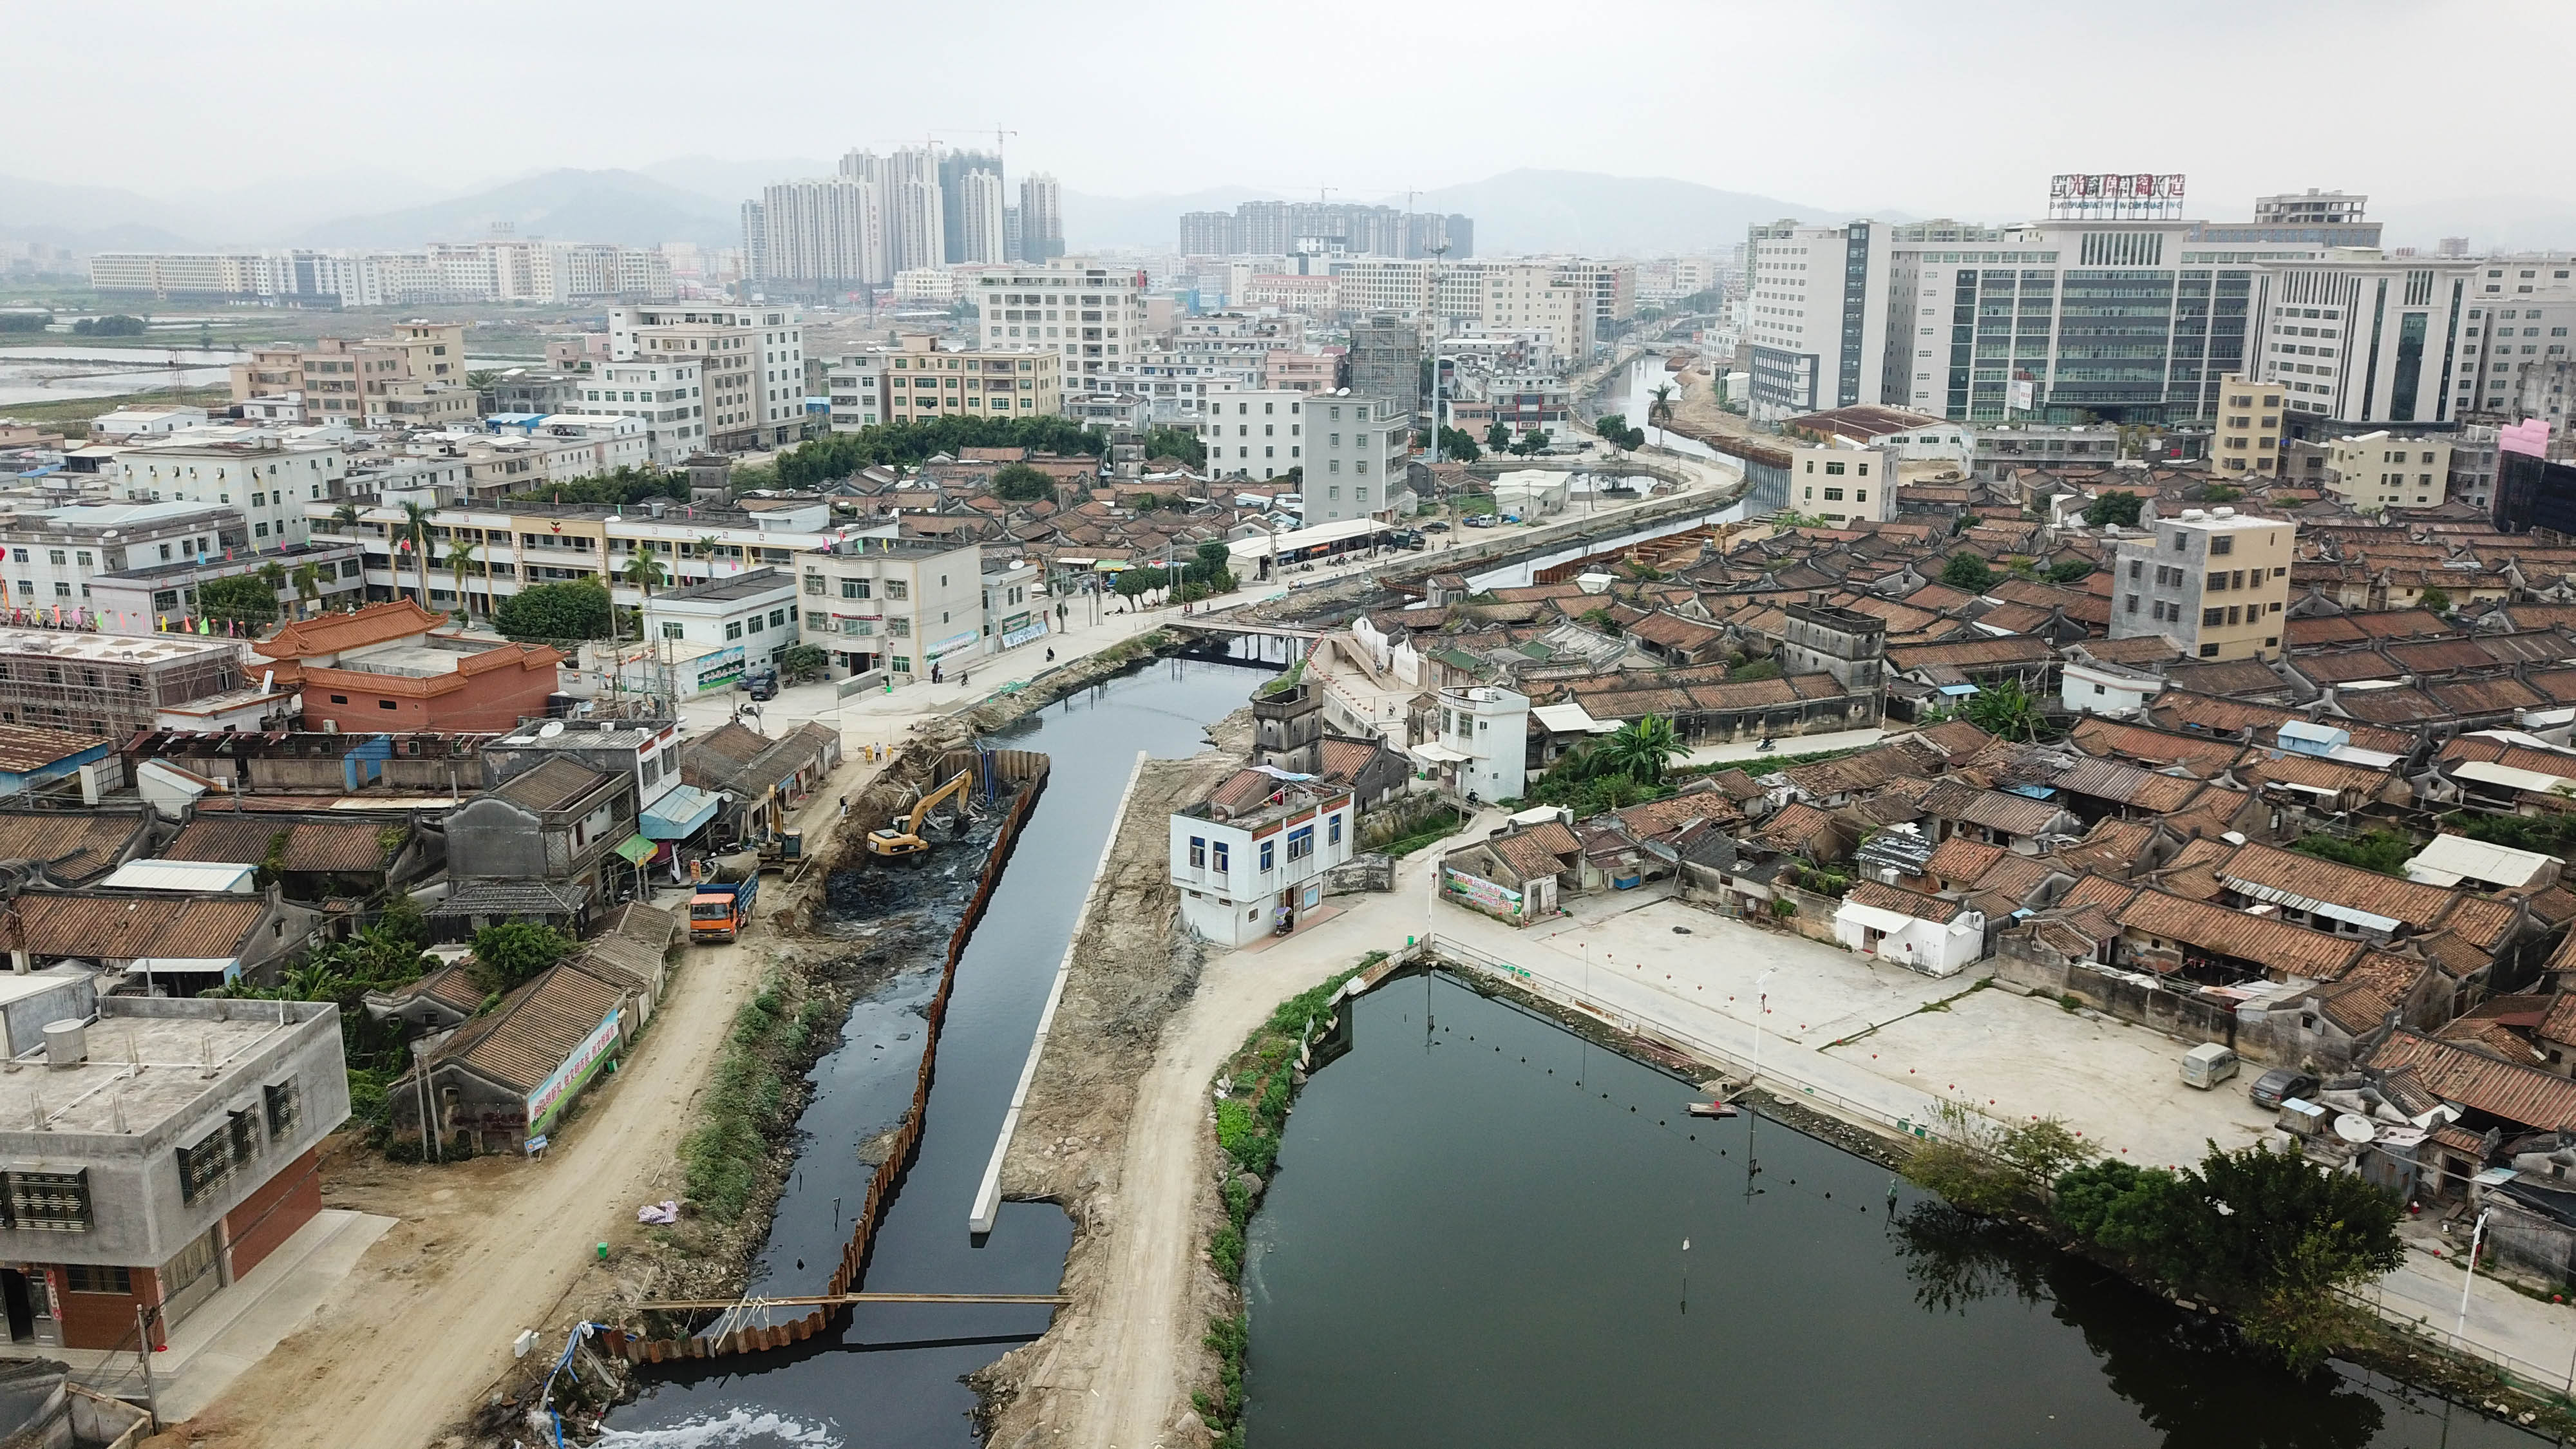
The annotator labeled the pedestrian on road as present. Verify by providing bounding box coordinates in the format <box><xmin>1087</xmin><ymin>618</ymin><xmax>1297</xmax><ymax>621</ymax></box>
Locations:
<box><xmin>838</xmin><ymin>793</ymin><xmax>849</xmax><ymax>820</ymax></box>
<box><xmin>1045</xmin><ymin>648</ymin><xmax>1056</xmax><ymax>661</ymax></box>
<box><xmin>931</xmin><ymin>661</ymin><xmax>943</xmax><ymax>683</ymax></box>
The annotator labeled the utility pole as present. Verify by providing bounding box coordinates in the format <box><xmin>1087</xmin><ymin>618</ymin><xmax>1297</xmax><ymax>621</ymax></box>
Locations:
<box><xmin>135</xmin><ymin>1305</ymin><xmax>160</xmax><ymax>1428</ymax></box>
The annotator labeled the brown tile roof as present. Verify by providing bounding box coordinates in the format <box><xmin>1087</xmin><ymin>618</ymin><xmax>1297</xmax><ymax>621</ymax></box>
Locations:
<box><xmin>2050</xmin><ymin>819</ymin><xmax>2157</xmax><ymax>878</ymax></box>
<box><xmin>0</xmin><ymin>811</ymin><xmax>144</xmax><ymax>885</ymax></box>
<box><xmin>2540</xmin><ymin>992</ymin><xmax>2576</xmax><ymax>1046</ymax></box>
<box><xmin>2163</xmin><ymin>659</ymin><xmax>2291</xmax><ymax>699</ymax></box>
<box><xmin>493</xmin><ymin>758</ymin><xmax>616</xmax><ymax>814</ymax></box>
<box><xmin>1906</xmin><ymin>721</ymin><xmax>2000</xmax><ymax>758</ymax></box>
<box><xmin>166</xmin><ymin>815</ymin><xmax>398</xmax><ymax>874</ymax></box>
<box><xmin>1754</xmin><ymin>802</ymin><xmax>1838</xmax><ymax>855</ymax></box>
<box><xmin>441</xmin><ymin>961</ymin><xmax>630</xmax><ymax>1095</ymax></box>
<box><xmin>2232</xmin><ymin>750</ymin><xmax>2391</xmax><ymax>799</ymax></box>
<box><xmin>2216</xmin><ymin>842</ymin><xmax>2476</xmax><ymax>936</ymax></box>
<box><xmin>0</xmin><ymin>891</ymin><xmax>269</xmax><ymax>961</ymax></box>
<box><xmin>2063</xmin><ymin>720</ymin><xmax>2244</xmax><ymax>778</ymax></box>
<box><xmin>1886</xmin><ymin>636</ymin><xmax>2054</xmax><ymax>672</ymax></box>
<box><xmin>1844</xmin><ymin>880</ymin><xmax>1963</xmax><ymax>922</ymax></box>
<box><xmin>254</xmin><ymin>600</ymin><xmax>450</xmax><ymax>662</ymax></box>
<box><xmin>2114</xmin><ymin>889</ymin><xmax>2363</xmax><ymax>979</ymax></box>
<box><xmin>1914</xmin><ymin>779</ymin><xmax>2066</xmax><ymax>837</ymax></box>
<box><xmin>2145</xmin><ymin>690</ymin><xmax>2414</xmax><ymax>753</ymax></box>
<box><xmin>2367</xmin><ymin>1030</ymin><xmax>2576</xmax><ymax>1131</ymax></box>
<box><xmin>1490</xmin><ymin>831</ymin><xmax>1575</xmax><ymax>882</ymax></box>
<box><xmin>1926</xmin><ymin>835</ymin><xmax>2007</xmax><ymax>886</ymax></box>
<box><xmin>0</xmin><ymin>725</ymin><xmax>108</xmax><ymax>773</ymax></box>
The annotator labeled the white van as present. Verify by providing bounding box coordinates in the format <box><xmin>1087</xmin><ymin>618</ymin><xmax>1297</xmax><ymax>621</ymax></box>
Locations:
<box><xmin>2181</xmin><ymin>1042</ymin><xmax>2240</xmax><ymax>1090</ymax></box>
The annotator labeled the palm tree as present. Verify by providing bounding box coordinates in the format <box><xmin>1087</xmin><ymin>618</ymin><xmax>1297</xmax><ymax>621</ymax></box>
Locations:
<box><xmin>1597</xmin><ymin>714</ymin><xmax>1687</xmax><ymax>784</ymax></box>
<box><xmin>290</xmin><ymin>562</ymin><xmax>324</xmax><ymax>620</ymax></box>
<box><xmin>694</xmin><ymin>533</ymin><xmax>725</xmax><ymax>583</ymax></box>
<box><xmin>444</xmin><ymin>540</ymin><xmax>480</xmax><ymax>620</ymax></box>
<box><xmin>399</xmin><ymin>502</ymin><xmax>435</xmax><ymax>611</ymax></box>
<box><xmin>1647</xmin><ymin>384</ymin><xmax>1676</xmax><ymax>446</ymax></box>
<box><xmin>621</xmin><ymin>541</ymin><xmax>670</xmax><ymax>600</ymax></box>
<box><xmin>330</xmin><ymin>500</ymin><xmax>362</xmax><ymax>533</ymax></box>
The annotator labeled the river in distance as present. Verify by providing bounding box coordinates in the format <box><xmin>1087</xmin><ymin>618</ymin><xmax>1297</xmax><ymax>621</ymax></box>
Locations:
<box><xmin>1242</xmin><ymin>971</ymin><xmax>2549</xmax><ymax>1449</ymax></box>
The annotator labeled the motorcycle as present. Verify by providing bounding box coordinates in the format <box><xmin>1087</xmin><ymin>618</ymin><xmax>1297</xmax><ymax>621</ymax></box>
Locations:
<box><xmin>1756</xmin><ymin>737</ymin><xmax>1776</xmax><ymax>752</ymax></box>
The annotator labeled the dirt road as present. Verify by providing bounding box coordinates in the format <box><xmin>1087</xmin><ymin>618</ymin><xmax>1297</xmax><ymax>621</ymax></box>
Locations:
<box><xmin>980</xmin><ymin>804</ymin><xmax>1479</xmax><ymax>1449</ymax></box>
<box><xmin>173</xmin><ymin>777</ymin><xmax>863</xmax><ymax>1449</ymax></box>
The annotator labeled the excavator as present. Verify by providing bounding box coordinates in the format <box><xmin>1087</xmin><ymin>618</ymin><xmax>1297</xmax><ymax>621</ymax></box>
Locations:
<box><xmin>866</xmin><ymin>770</ymin><xmax>974</xmax><ymax>861</ymax></box>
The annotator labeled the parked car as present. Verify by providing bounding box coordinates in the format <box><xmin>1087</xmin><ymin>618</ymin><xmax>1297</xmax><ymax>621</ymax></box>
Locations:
<box><xmin>744</xmin><ymin>669</ymin><xmax>779</xmax><ymax>701</ymax></box>
<box><xmin>2249</xmin><ymin>1068</ymin><xmax>2320</xmax><ymax>1110</ymax></box>
<box><xmin>1463</xmin><ymin>514</ymin><xmax>1497</xmax><ymax>529</ymax></box>
<box><xmin>1421</xmin><ymin>520</ymin><xmax>1451</xmax><ymax>532</ymax></box>
<box><xmin>2181</xmin><ymin>1042</ymin><xmax>2239</xmax><ymax>1090</ymax></box>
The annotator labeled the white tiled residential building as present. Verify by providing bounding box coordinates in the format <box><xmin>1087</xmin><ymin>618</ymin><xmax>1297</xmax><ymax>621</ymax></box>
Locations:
<box><xmin>565</xmin><ymin>359</ymin><xmax>707</xmax><ymax>464</ymax></box>
<box><xmin>607</xmin><ymin>305</ymin><xmax>804</xmax><ymax>453</ymax></box>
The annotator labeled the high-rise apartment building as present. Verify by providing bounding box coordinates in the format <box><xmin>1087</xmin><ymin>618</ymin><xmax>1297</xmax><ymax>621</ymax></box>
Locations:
<box><xmin>937</xmin><ymin>149</ymin><xmax>1003</xmax><ymax>265</ymax></box>
<box><xmin>1179</xmin><ymin>202</ymin><xmax>1472</xmax><ymax>259</ymax></box>
<box><xmin>607</xmin><ymin>305</ymin><xmax>804</xmax><ymax>453</ymax></box>
<box><xmin>971</xmin><ymin>265</ymin><xmax>1148</xmax><ymax>383</ymax></box>
<box><xmin>750</xmin><ymin>178</ymin><xmax>884</xmax><ymax>289</ymax></box>
<box><xmin>842</xmin><ymin>148</ymin><xmax>945</xmax><ymax>276</ymax></box>
<box><xmin>956</xmin><ymin>170</ymin><xmax>1008</xmax><ymax>265</ymax></box>
<box><xmin>2109</xmin><ymin>509</ymin><xmax>2294</xmax><ymax>661</ymax></box>
<box><xmin>1745</xmin><ymin>220</ymin><xmax>1891</xmax><ymax>421</ymax></box>
<box><xmin>1019</xmin><ymin>173</ymin><xmax>1065</xmax><ymax>261</ymax></box>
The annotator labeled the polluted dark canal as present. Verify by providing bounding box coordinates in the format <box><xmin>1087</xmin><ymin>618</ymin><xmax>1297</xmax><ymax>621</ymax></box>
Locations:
<box><xmin>606</xmin><ymin>659</ymin><xmax>2548</xmax><ymax>1448</ymax></box>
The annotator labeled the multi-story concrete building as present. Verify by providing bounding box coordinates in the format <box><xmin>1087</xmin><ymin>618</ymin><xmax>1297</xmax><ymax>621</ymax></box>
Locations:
<box><xmin>839</xmin><ymin>147</ymin><xmax>945</xmax><ymax>276</ymax></box>
<box><xmin>971</xmin><ymin>263</ymin><xmax>1150</xmax><ymax>385</ymax></box>
<box><xmin>565</xmin><ymin>359</ymin><xmax>706</xmax><ymax>464</ymax></box>
<box><xmin>0</xmin><ymin>986</ymin><xmax>348</xmax><ymax>1350</ymax></box>
<box><xmin>1777</xmin><ymin>601</ymin><xmax>1888</xmax><ymax>698</ymax></box>
<box><xmin>1019</xmin><ymin>173</ymin><xmax>1065</xmax><ymax>262</ymax></box>
<box><xmin>0</xmin><ymin>629</ymin><xmax>277</xmax><ymax>735</ymax></box>
<box><xmin>1345</xmin><ymin>315</ymin><xmax>1422</xmax><ymax>412</ymax></box>
<box><xmin>2210</xmin><ymin>375</ymin><xmax>2287</xmax><ymax>478</ymax></box>
<box><xmin>1785</xmin><ymin>440</ymin><xmax>1896</xmax><ymax>524</ymax></box>
<box><xmin>795</xmin><ymin>536</ymin><xmax>987</xmax><ymax>679</ymax></box>
<box><xmin>643</xmin><ymin>567</ymin><xmax>800</xmax><ymax>672</ymax></box>
<box><xmin>91</xmin><ymin>243</ymin><xmax>673</xmax><ymax>305</ymax></box>
<box><xmin>1746</xmin><ymin>220</ymin><xmax>1891</xmax><ymax>421</ymax></box>
<box><xmin>837</xmin><ymin>334</ymin><xmax>1061</xmax><ymax>430</ymax></box>
<box><xmin>88</xmin><ymin>540</ymin><xmax>368</xmax><ymax>638</ymax></box>
<box><xmin>956</xmin><ymin>170</ymin><xmax>1008</xmax><ymax>265</ymax></box>
<box><xmin>607</xmin><ymin>305</ymin><xmax>804</xmax><ymax>453</ymax></box>
<box><xmin>1202</xmin><ymin>390</ymin><xmax>1307</xmax><ymax>480</ymax></box>
<box><xmin>229</xmin><ymin>325</ymin><xmax>476</xmax><ymax>429</ymax></box>
<box><xmin>1307</xmin><ymin>395</ymin><xmax>1412</xmax><ymax>523</ymax></box>
<box><xmin>307</xmin><ymin>496</ymin><xmax>867</xmax><ymax>620</ymax></box>
<box><xmin>0</xmin><ymin>503</ymin><xmax>243</xmax><ymax>621</ymax></box>
<box><xmin>2245</xmin><ymin>253</ymin><xmax>2477</xmax><ymax>428</ymax></box>
<box><xmin>2461</xmin><ymin>291</ymin><xmax>2576</xmax><ymax>419</ymax></box>
<box><xmin>1170</xmin><ymin>778</ymin><xmax>1357</xmax><ymax>949</ymax></box>
<box><xmin>747</xmin><ymin>177</ymin><xmax>886</xmax><ymax>290</ymax></box>
<box><xmin>2323</xmin><ymin>431</ymin><xmax>2453</xmax><ymax>513</ymax></box>
<box><xmin>2109</xmin><ymin>508</ymin><xmax>2294</xmax><ymax>661</ymax></box>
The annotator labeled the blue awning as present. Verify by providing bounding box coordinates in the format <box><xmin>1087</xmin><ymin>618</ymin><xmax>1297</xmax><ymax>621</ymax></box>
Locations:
<box><xmin>641</xmin><ymin>783</ymin><xmax>724</xmax><ymax>840</ymax></box>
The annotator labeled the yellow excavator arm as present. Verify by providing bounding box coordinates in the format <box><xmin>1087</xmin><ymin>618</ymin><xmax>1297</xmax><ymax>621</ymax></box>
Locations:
<box><xmin>868</xmin><ymin>770</ymin><xmax>974</xmax><ymax>858</ymax></box>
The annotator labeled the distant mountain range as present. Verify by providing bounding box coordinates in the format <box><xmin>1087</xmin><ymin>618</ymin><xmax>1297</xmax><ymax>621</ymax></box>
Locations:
<box><xmin>6</xmin><ymin>162</ymin><xmax>2572</xmax><ymax>260</ymax></box>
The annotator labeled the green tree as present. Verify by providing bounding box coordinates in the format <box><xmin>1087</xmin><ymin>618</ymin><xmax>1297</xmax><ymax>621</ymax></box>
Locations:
<box><xmin>2418</xmin><ymin>585</ymin><xmax>2452</xmax><ymax>614</ymax></box>
<box><xmin>0</xmin><ymin>314</ymin><xmax>48</xmax><ymax>334</ymax></box>
<box><xmin>493</xmin><ymin>578</ymin><xmax>612</xmax><ymax>642</ymax></box>
<box><xmin>779</xmin><ymin>643</ymin><xmax>829</xmax><ymax>682</ymax></box>
<box><xmin>1142</xmin><ymin>424</ymin><xmax>1207</xmax><ymax>468</ymax></box>
<box><xmin>993</xmin><ymin>462</ymin><xmax>1056</xmax><ymax>502</ymax></box>
<box><xmin>1113</xmin><ymin>566</ymin><xmax>1169</xmax><ymax>601</ymax></box>
<box><xmin>1437</xmin><ymin>426</ymin><xmax>1482</xmax><ymax>463</ymax></box>
<box><xmin>1510</xmin><ymin>430</ymin><xmax>1549</xmax><ymax>457</ymax></box>
<box><xmin>398</xmin><ymin>501</ymin><xmax>435</xmax><ymax>609</ymax></box>
<box><xmin>73</xmin><ymin>314</ymin><xmax>146</xmax><ymax>337</ymax></box>
<box><xmin>442</xmin><ymin>540</ymin><xmax>480</xmax><ymax>620</ymax></box>
<box><xmin>290</xmin><ymin>561</ymin><xmax>325</xmax><ymax>620</ymax></box>
<box><xmin>468</xmin><ymin>922</ymin><xmax>573</xmax><ymax>994</ymax></box>
<box><xmin>196</xmin><ymin>574</ymin><xmax>279</xmax><ymax>629</ymax></box>
<box><xmin>1647</xmin><ymin>383</ymin><xmax>1676</xmax><ymax>442</ymax></box>
<box><xmin>1962</xmin><ymin>677</ymin><xmax>2049</xmax><ymax>742</ymax></box>
<box><xmin>2201</xmin><ymin>483</ymin><xmax>2244</xmax><ymax>504</ymax></box>
<box><xmin>2080</xmin><ymin>490</ymin><xmax>2145</xmax><ymax>528</ymax></box>
<box><xmin>1596</xmin><ymin>714</ymin><xmax>1687</xmax><ymax>784</ymax></box>
<box><xmin>620</xmin><ymin>540</ymin><xmax>669</xmax><ymax>603</ymax></box>
<box><xmin>256</xmin><ymin>560</ymin><xmax>288</xmax><ymax>600</ymax></box>
<box><xmin>2289</xmin><ymin>829</ymin><xmax>2416</xmax><ymax>875</ymax></box>
<box><xmin>1940</xmin><ymin>553</ymin><xmax>1994</xmax><ymax>590</ymax></box>
<box><xmin>1484</xmin><ymin>421</ymin><xmax>1512</xmax><ymax>453</ymax></box>
<box><xmin>2047</xmin><ymin>558</ymin><xmax>2097</xmax><ymax>584</ymax></box>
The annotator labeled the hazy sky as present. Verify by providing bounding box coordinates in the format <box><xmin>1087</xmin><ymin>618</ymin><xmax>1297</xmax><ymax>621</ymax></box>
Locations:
<box><xmin>10</xmin><ymin>0</ymin><xmax>2570</xmax><ymax>219</ymax></box>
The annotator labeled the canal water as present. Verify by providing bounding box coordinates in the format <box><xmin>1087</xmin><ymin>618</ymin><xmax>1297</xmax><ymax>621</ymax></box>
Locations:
<box><xmin>601</xmin><ymin>656</ymin><xmax>1271</xmax><ymax>1448</ymax></box>
<box><xmin>1244</xmin><ymin>972</ymin><xmax>2549</xmax><ymax>1449</ymax></box>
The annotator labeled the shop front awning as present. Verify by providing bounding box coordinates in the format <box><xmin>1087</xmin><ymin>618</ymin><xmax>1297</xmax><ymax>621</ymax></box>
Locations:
<box><xmin>641</xmin><ymin>783</ymin><xmax>724</xmax><ymax>840</ymax></box>
<box><xmin>614</xmin><ymin>833</ymin><xmax>658</xmax><ymax>866</ymax></box>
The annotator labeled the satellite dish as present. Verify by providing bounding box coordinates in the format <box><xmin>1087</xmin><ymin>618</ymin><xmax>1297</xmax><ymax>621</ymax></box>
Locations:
<box><xmin>2333</xmin><ymin>1114</ymin><xmax>2376</xmax><ymax>1145</ymax></box>
<box><xmin>537</xmin><ymin>721</ymin><xmax>565</xmax><ymax>739</ymax></box>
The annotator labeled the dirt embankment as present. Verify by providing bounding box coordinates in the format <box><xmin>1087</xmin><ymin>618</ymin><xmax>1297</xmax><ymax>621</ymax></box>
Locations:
<box><xmin>969</xmin><ymin>714</ymin><xmax>1249</xmax><ymax>1449</ymax></box>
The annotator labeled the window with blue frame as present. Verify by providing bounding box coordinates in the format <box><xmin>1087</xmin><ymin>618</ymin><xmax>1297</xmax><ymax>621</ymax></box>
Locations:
<box><xmin>1260</xmin><ymin>839</ymin><xmax>1275</xmax><ymax>871</ymax></box>
<box><xmin>1287</xmin><ymin>825</ymin><xmax>1314</xmax><ymax>862</ymax></box>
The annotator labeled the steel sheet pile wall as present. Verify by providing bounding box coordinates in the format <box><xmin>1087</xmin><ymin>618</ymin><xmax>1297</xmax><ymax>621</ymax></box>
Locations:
<box><xmin>605</xmin><ymin>751</ymin><xmax>1052</xmax><ymax>1363</ymax></box>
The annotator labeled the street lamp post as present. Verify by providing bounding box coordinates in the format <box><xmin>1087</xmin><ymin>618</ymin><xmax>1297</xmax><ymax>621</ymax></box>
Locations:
<box><xmin>2457</xmin><ymin>1208</ymin><xmax>2493</xmax><ymax>1345</ymax></box>
<box><xmin>1750</xmin><ymin>967</ymin><xmax>1778</xmax><ymax>1089</ymax></box>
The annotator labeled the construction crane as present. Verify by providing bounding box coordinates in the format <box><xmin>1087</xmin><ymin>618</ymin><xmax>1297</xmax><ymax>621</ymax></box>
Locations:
<box><xmin>866</xmin><ymin>770</ymin><xmax>974</xmax><ymax>860</ymax></box>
